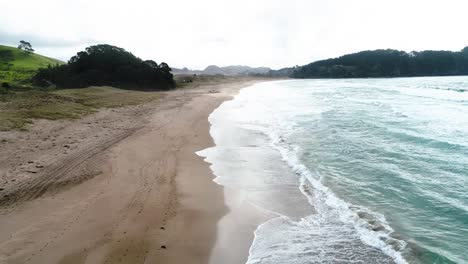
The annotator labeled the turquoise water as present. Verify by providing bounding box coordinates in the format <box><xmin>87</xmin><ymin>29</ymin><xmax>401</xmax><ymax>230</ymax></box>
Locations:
<box><xmin>285</xmin><ymin>77</ymin><xmax>468</xmax><ymax>263</ymax></box>
<box><xmin>201</xmin><ymin>77</ymin><xmax>468</xmax><ymax>263</ymax></box>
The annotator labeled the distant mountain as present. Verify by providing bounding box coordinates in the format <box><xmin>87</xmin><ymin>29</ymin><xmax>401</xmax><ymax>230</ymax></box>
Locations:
<box><xmin>171</xmin><ymin>67</ymin><xmax>203</xmax><ymax>75</ymax></box>
<box><xmin>172</xmin><ymin>65</ymin><xmax>271</xmax><ymax>76</ymax></box>
<box><xmin>203</xmin><ymin>65</ymin><xmax>271</xmax><ymax>75</ymax></box>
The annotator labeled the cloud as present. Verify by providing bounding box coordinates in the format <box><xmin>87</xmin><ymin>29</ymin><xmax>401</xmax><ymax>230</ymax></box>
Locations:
<box><xmin>1</xmin><ymin>0</ymin><xmax>468</xmax><ymax>69</ymax></box>
<box><xmin>0</xmin><ymin>30</ymin><xmax>98</xmax><ymax>48</ymax></box>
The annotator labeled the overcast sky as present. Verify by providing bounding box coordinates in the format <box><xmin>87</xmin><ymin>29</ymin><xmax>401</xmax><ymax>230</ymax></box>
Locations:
<box><xmin>2</xmin><ymin>0</ymin><xmax>468</xmax><ymax>69</ymax></box>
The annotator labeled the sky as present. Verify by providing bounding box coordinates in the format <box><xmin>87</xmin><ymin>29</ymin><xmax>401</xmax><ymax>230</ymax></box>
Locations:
<box><xmin>2</xmin><ymin>0</ymin><xmax>468</xmax><ymax>70</ymax></box>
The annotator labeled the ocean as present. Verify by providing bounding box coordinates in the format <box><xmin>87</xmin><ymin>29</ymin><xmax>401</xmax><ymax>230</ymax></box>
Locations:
<box><xmin>198</xmin><ymin>77</ymin><xmax>468</xmax><ymax>264</ymax></box>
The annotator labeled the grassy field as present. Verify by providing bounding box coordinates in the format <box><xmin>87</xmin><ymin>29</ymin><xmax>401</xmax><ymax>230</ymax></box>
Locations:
<box><xmin>0</xmin><ymin>87</ymin><xmax>162</xmax><ymax>131</ymax></box>
<box><xmin>0</xmin><ymin>44</ymin><xmax>63</xmax><ymax>86</ymax></box>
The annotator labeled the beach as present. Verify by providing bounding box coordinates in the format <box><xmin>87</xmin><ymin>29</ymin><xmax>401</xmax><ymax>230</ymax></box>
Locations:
<box><xmin>0</xmin><ymin>78</ymin><xmax>265</xmax><ymax>264</ymax></box>
<box><xmin>2</xmin><ymin>76</ymin><xmax>464</xmax><ymax>264</ymax></box>
<box><xmin>207</xmin><ymin>78</ymin><xmax>468</xmax><ymax>264</ymax></box>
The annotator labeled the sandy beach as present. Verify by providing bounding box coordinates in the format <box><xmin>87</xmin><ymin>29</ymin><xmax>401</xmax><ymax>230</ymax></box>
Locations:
<box><xmin>0</xmin><ymin>78</ymin><xmax>267</xmax><ymax>264</ymax></box>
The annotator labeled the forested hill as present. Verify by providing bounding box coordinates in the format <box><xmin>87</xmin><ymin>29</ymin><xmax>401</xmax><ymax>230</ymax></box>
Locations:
<box><xmin>289</xmin><ymin>47</ymin><xmax>468</xmax><ymax>78</ymax></box>
<box><xmin>34</xmin><ymin>44</ymin><xmax>175</xmax><ymax>90</ymax></box>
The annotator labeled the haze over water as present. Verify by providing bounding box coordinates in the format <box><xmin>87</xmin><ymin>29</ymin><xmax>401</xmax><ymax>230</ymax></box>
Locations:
<box><xmin>201</xmin><ymin>77</ymin><xmax>468</xmax><ymax>263</ymax></box>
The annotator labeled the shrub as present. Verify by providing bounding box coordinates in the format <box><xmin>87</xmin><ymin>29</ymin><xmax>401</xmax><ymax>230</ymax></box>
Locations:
<box><xmin>1</xmin><ymin>82</ymin><xmax>11</xmax><ymax>89</ymax></box>
<box><xmin>0</xmin><ymin>82</ymin><xmax>9</xmax><ymax>94</ymax></box>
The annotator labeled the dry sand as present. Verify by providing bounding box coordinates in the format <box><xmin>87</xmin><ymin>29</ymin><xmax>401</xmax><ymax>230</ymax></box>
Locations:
<box><xmin>0</xmin><ymin>78</ymin><xmax>268</xmax><ymax>264</ymax></box>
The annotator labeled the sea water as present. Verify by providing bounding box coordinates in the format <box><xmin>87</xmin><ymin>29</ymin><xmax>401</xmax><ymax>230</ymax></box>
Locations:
<box><xmin>198</xmin><ymin>77</ymin><xmax>468</xmax><ymax>264</ymax></box>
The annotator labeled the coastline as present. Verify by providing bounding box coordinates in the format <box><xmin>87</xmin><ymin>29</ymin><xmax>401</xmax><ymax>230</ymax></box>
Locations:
<box><xmin>154</xmin><ymin>79</ymin><xmax>268</xmax><ymax>264</ymax></box>
<box><xmin>0</xmin><ymin>78</ymin><xmax>266</xmax><ymax>263</ymax></box>
<box><xmin>199</xmin><ymin>80</ymin><xmax>403</xmax><ymax>264</ymax></box>
<box><xmin>199</xmin><ymin>81</ymin><xmax>313</xmax><ymax>264</ymax></box>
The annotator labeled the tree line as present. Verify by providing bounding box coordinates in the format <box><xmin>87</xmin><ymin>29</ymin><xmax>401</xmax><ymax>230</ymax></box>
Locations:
<box><xmin>290</xmin><ymin>47</ymin><xmax>468</xmax><ymax>78</ymax></box>
<box><xmin>33</xmin><ymin>44</ymin><xmax>175</xmax><ymax>90</ymax></box>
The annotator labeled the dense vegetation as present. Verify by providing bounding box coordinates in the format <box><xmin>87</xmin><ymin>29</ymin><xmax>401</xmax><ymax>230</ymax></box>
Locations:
<box><xmin>33</xmin><ymin>44</ymin><xmax>175</xmax><ymax>90</ymax></box>
<box><xmin>290</xmin><ymin>47</ymin><xmax>468</xmax><ymax>78</ymax></box>
<box><xmin>0</xmin><ymin>45</ymin><xmax>63</xmax><ymax>86</ymax></box>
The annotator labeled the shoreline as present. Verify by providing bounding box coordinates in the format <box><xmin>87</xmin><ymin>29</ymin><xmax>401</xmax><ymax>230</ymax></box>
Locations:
<box><xmin>0</xmin><ymin>78</ymin><xmax>266</xmax><ymax>263</ymax></box>
<box><xmin>198</xmin><ymin>81</ymin><xmax>314</xmax><ymax>264</ymax></box>
<box><xmin>199</xmin><ymin>80</ymin><xmax>402</xmax><ymax>264</ymax></box>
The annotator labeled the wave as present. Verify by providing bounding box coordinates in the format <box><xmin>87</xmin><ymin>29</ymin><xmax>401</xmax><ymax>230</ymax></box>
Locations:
<box><xmin>379</xmin><ymin>85</ymin><xmax>468</xmax><ymax>102</ymax></box>
<box><xmin>382</xmin><ymin>127</ymin><xmax>468</xmax><ymax>151</ymax></box>
<box><xmin>244</xmin><ymin>125</ymin><xmax>408</xmax><ymax>264</ymax></box>
<box><xmin>199</xmin><ymin>79</ymin><xmax>468</xmax><ymax>263</ymax></box>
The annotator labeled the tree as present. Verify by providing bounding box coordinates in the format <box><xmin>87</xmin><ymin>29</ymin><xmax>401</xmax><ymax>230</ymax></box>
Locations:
<box><xmin>460</xmin><ymin>47</ymin><xmax>468</xmax><ymax>74</ymax></box>
<box><xmin>17</xmin><ymin>40</ymin><xmax>34</xmax><ymax>53</ymax></box>
<box><xmin>159</xmin><ymin>62</ymin><xmax>171</xmax><ymax>72</ymax></box>
<box><xmin>144</xmin><ymin>60</ymin><xmax>158</xmax><ymax>69</ymax></box>
<box><xmin>33</xmin><ymin>44</ymin><xmax>176</xmax><ymax>90</ymax></box>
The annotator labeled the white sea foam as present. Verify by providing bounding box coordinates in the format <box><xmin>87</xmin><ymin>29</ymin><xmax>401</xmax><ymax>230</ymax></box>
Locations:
<box><xmin>199</xmin><ymin>81</ymin><xmax>410</xmax><ymax>263</ymax></box>
<box><xmin>259</xmin><ymin>132</ymin><xmax>408</xmax><ymax>264</ymax></box>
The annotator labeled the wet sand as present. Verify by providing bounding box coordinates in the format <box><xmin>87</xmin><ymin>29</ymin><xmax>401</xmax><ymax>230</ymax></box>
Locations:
<box><xmin>0</xmin><ymin>78</ymin><xmax>266</xmax><ymax>264</ymax></box>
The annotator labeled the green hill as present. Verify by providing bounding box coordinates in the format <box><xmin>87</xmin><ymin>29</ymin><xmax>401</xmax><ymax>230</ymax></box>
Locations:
<box><xmin>0</xmin><ymin>44</ymin><xmax>64</xmax><ymax>85</ymax></box>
